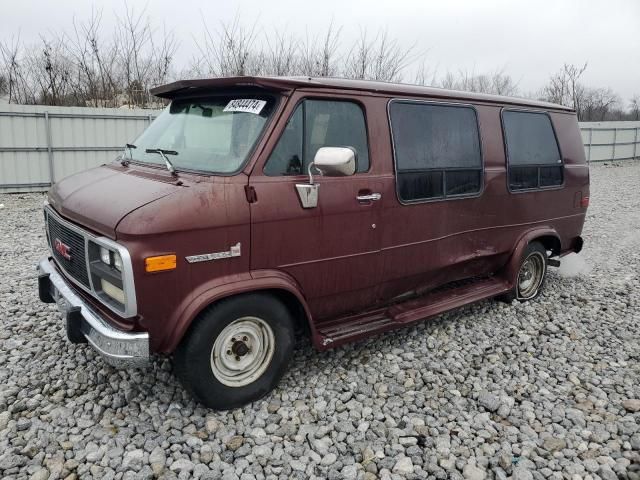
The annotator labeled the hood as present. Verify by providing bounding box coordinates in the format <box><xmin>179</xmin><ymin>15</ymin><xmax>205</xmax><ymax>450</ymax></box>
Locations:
<box><xmin>48</xmin><ymin>164</ymin><xmax>184</xmax><ymax>238</ymax></box>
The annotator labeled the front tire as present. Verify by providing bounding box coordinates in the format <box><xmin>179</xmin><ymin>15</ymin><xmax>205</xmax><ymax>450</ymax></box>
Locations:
<box><xmin>174</xmin><ymin>293</ymin><xmax>295</xmax><ymax>410</ymax></box>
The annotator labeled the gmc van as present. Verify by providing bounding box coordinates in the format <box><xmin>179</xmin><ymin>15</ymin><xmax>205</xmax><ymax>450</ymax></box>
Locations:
<box><xmin>37</xmin><ymin>77</ymin><xmax>589</xmax><ymax>409</ymax></box>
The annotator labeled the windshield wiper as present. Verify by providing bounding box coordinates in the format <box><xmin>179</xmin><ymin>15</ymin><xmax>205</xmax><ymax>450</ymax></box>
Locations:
<box><xmin>121</xmin><ymin>143</ymin><xmax>137</xmax><ymax>166</ymax></box>
<box><xmin>145</xmin><ymin>148</ymin><xmax>179</xmax><ymax>176</ymax></box>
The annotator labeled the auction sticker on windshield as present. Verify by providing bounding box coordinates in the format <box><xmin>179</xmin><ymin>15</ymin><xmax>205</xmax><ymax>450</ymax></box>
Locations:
<box><xmin>223</xmin><ymin>99</ymin><xmax>267</xmax><ymax>114</ymax></box>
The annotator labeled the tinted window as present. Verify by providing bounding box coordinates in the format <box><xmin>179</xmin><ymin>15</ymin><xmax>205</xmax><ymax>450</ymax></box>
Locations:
<box><xmin>502</xmin><ymin>111</ymin><xmax>563</xmax><ymax>190</ymax></box>
<box><xmin>389</xmin><ymin>102</ymin><xmax>482</xmax><ymax>201</ymax></box>
<box><xmin>264</xmin><ymin>106</ymin><xmax>303</xmax><ymax>175</ymax></box>
<box><xmin>398</xmin><ymin>171</ymin><xmax>443</xmax><ymax>200</ymax></box>
<box><xmin>264</xmin><ymin>100</ymin><xmax>369</xmax><ymax>175</ymax></box>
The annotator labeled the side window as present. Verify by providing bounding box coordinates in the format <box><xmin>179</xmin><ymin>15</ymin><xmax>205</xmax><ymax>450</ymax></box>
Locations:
<box><xmin>264</xmin><ymin>100</ymin><xmax>369</xmax><ymax>175</ymax></box>
<box><xmin>264</xmin><ymin>106</ymin><xmax>303</xmax><ymax>175</ymax></box>
<box><xmin>389</xmin><ymin>101</ymin><xmax>482</xmax><ymax>202</ymax></box>
<box><xmin>502</xmin><ymin>111</ymin><xmax>563</xmax><ymax>190</ymax></box>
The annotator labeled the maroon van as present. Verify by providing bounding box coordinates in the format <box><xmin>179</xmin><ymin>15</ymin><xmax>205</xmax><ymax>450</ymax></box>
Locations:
<box><xmin>36</xmin><ymin>77</ymin><xmax>589</xmax><ymax>409</ymax></box>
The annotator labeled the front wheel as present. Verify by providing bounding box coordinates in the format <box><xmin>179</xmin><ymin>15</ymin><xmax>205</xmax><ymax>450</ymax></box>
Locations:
<box><xmin>174</xmin><ymin>293</ymin><xmax>295</xmax><ymax>410</ymax></box>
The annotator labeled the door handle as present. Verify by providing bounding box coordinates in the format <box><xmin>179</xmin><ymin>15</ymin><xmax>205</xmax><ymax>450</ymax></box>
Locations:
<box><xmin>356</xmin><ymin>193</ymin><xmax>382</xmax><ymax>202</ymax></box>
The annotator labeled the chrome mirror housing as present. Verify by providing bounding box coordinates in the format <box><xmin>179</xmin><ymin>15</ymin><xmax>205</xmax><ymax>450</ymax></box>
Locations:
<box><xmin>295</xmin><ymin>147</ymin><xmax>357</xmax><ymax>209</ymax></box>
<box><xmin>313</xmin><ymin>147</ymin><xmax>357</xmax><ymax>176</ymax></box>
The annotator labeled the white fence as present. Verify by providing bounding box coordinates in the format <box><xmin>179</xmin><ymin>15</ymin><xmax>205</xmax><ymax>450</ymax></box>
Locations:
<box><xmin>0</xmin><ymin>105</ymin><xmax>638</xmax><ymax>193</ymax></box>
<box><xmin>580</xmin><ymin>121</ymin><xmax>640</xmax><ymax>163</ymax></box>
<box><xmin>0</xmin><ymin>104</ymin><xmax>158</xmax><ymax>193</ymax></box>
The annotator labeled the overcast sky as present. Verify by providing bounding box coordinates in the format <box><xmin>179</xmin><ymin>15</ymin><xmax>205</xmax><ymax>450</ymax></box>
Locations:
<box><xmin>2</xmin><ymin>0</ymin><xmax>638</xmax><ymax>103</ymax></box>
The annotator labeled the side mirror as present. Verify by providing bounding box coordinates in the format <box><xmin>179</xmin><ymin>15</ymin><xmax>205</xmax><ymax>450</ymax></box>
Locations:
<box><xmin>295</xmin><ymin>147</ymin><xmax>357</xmax><ymax>209</ymax></box>
<box><xmin>313</xmin><ymin>147</ymin><xmax>357</xmax><ymax>176</ymax></box>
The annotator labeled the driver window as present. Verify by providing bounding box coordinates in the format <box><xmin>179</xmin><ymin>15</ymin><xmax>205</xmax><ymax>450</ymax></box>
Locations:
<box><xmin>264</xmin><ymin>105</ymin><xmax>303</xmax><ymax>175</ymax></box>
<box><xmin>264</xmin><ymin>99</ymin><xmax>370</xmax><ymax>176</ymax></box>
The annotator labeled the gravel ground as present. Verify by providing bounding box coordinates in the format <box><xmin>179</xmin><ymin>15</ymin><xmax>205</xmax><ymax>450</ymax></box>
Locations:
<box><xmin>0</xmin><ymin>161</ymin><xmax>639</xmax><ymax>480</ymax></box>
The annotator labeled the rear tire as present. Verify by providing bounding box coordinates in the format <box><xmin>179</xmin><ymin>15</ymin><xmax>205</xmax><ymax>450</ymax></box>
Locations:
<box><xmin>499</xmin><ymin>241</ymin><xmax>548</xmax><ymax>303</ymax></box>
<box><xmin>174</xmin><ymin>293</ymin><xmax>295</xmax><ymax>410</ymax></box>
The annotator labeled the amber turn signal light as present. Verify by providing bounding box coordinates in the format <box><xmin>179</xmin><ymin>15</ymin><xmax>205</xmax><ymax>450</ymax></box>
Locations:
<box><xmin>145</xmin><ymin>254</ymin><xmax>177</xmax><ymax>272</ymax></box>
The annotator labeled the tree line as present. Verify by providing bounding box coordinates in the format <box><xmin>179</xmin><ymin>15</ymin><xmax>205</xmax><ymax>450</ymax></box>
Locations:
<box><xmin>0</xmin><ymin>9</ymin><xmax>637</xmax><ymax>121</ymax></box>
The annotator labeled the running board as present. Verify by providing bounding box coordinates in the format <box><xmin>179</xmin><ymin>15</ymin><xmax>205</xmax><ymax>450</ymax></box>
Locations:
<box><xmin>315</xmin><ymin>277</ymin><xmax>511</xmax><ymax>349</ymax></box>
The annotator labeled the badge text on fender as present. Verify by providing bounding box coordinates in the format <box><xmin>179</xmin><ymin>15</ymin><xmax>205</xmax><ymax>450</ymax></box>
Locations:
<box><xmin>185</xmin><ymin>243</ymin><xmax>241</xmax><ymax>264</ymax></box>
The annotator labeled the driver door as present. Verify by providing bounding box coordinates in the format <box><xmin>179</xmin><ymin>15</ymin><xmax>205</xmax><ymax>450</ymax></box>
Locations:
<box><xmin>249</xmin><ymin>95</ymin><xmax>384</xmax><ymax>320</ymax></box>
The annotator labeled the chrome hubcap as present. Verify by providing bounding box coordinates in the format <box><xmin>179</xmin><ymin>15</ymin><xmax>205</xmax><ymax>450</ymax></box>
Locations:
<box><xmin>210</xmin><ymin>316</ymin><xmax>275</xmax><ymax>387</ymax></box>
<box><xmin>518</xmin><ymin>252</ymin><xmax>546</xmax><ymax>299</ymax></box>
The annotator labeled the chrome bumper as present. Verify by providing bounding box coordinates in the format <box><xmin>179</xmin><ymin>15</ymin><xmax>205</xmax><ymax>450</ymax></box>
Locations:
<box><xmin>37</xmin><ymin>257</ymin><xmax>149</xmax><ymax>367</ymax></box>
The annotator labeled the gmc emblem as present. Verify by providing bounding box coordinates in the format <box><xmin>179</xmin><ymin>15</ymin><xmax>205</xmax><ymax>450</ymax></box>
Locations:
<box><xmin>54</xmin><ymin>238</ymin><xmax>72</xmax><ymax>260</ymax></box>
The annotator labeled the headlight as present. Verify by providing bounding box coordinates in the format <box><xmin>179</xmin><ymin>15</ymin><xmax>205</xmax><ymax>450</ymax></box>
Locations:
<box><xmin>86</xmin><ymin>238</ymin><xmax>136</xmax><ymax>317</ymax></box>
<box><xmin>90</xmin><ymin>241</ymin><xmax>127</xmax><ymax>308</ymax></box>
<box><xmin>100</xmin><ymin>246</ymin><xmax>111</xmax><ymax>265</ymax></box>
<box><xmin>100</xmin><ymin>246</ymin><xmax>122</xmax><ymax>272</ymax></box>
<box><xmin>113</xmin><ymin>252</ymin><xmax>123</xmax><ymax>272</ymax></box>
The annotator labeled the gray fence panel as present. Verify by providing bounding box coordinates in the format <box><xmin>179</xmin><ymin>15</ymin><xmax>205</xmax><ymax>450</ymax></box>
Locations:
<box><xmin>0</xmin><ymin>104</ymin><xmax>157</xmax><ymax>193</ymax></box>
<box><xmin>579</xmin><ymin>121</ymin><xmax>640</xmax><ymax>163</ymax></box>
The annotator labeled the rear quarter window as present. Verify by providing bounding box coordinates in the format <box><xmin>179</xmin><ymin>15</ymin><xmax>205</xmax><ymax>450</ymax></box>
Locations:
<box><xmin>502</xmin><ymin>110</ymin><xmax>563</xmax><ymax>190</ymax></box>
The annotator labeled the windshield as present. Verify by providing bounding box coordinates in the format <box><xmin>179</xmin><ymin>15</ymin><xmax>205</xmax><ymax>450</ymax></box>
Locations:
<box><xmin>128</xmin><ymin>95</ymin><xmax>277</xmax><ymax>174</ymax></box>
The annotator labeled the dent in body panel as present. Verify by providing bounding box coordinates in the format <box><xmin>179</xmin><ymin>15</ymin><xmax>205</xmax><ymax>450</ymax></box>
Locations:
<box><xmin>378</xmin><ymin>101</ymin><xmax>587</xmax><ymax>303</ymax></box>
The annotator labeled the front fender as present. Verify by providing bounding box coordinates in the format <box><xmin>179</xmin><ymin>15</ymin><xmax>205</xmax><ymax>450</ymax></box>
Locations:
<box><xmin>503</xmin><ymin>227</ymin><xmax>560</xmax><ymax>288</ymax></box>
<box><xmin>159</xmin><ymin>269</ymin><xmax>314</xmax><ymax>353</ymax></box>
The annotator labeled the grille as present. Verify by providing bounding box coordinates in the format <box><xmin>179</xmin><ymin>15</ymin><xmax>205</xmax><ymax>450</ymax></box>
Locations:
<box><xmin>47</xmin><ymin>213</ymin><xmax>90</xmax><ymax>288</ymax></box>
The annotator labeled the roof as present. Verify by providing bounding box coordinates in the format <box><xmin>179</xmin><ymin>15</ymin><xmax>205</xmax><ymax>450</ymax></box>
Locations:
<box><xmin>150</xmin><ymin>76</ymin><xmax>573</xmax><ymax>112</ymax></box>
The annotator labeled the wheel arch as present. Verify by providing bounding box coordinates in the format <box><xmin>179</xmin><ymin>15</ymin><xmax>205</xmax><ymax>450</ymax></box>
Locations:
<box><xmin>503</xmin><ymin>227</ymin><xmax>560</xmax><ymax>288</ymax></box>
<box><xmin>161</xmin><ymin>270</ymin><xmax>315</xmax><ymax>353</ymax></box>
<box><xmin>536</xmin><ymin>234</ymin><xmax>562</xmax><ymax>256</ymax></box>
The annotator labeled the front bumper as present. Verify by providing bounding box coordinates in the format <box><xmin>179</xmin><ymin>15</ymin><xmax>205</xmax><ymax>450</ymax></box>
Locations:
<box><xmin>37</xmin><ymin>257</ymin><xmax>149</xmax><ymax>367</ymax></box>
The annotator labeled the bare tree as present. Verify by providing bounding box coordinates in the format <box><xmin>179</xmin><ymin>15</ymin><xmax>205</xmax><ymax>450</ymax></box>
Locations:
<box><xmin>489</xmin><ymin>70</ymin><xmax>519</xmax><ymax>96</ymax></box>
<box><xmin>0</xmin><ymin>6</ymin><xmax>175</xmax><ymax>107</ymax></box>
<box><xmin>263</xmin><ymin>29</ymin><xmax>298</xmax><ymax>76</ymax></box>
<box><xmin>343</xmin><ymin>28</ymin><xmax>371</xmax><ymax>80</ymax></box>
<box><xmin>5</xmin><ymin>11</ymin><xmax>638</xmax><ymax>120</ymax></box>
<box><xmin>344</xmin><ymin>29</ymin><xmax>415</xmax><ymax>82</ymax></box>
<box><xmin>148</xmin><ymin>24</ymin><xmax>178</xmax><ymax>87</ymax></box>
<box><xmin>629</xmin><ymin>96</ymin><xmax>640</xmax><ymax>121</ymax></box>
<box><xmin>539</xmin><ymin>63</ymin><xmax>628</xmax><ymax>120</ymax></box>
<box><xmin>0</xmin><ymin>36</ymin><xmax>37</xmax><ymax>104</ymax></box>
<box><xmin>110</xmin><ymin>4</ymin><xmax>177</xmax><ymax>107</ymax></box>
<box><xmin>195</xmin><ymin>14</ymin><xmax>262</xmax><ymax>77</ymax></box>
<box><xmin>438</xmin><ymin>68</ymin><xmax>519</xmax><ymax>95</ymax></box>
<box><xmin>297</xmin><ymin>21</ymin><xmax>342</xmax><ymax>77</ymax></box>
<box><xmin>192</xmin><ymin>17</ymin><xmax>420</xmax><ymax>82</ymax></box>
<box><xmin>581</xmin><ymin>87</ymin><xmax>620</xmax><ymax>121</ymax></box>
<box><xmin>540</xmin><ymin>63</ymin><xmax>587</xmax><ymax>114</ymax></box>
<box><xmin>26</xmin><ymin>37</ymin><xmax>76</xmax><ymax>105</ymax></box>
<box><xmin>63</xmin><ymin>9</ymin><xmax>121</xmax><ymax>107</ymax></box>
<box><xmin>413</xmin><ymin>60</ymin><xmax>437</xmax><ymax>86</ymax></box>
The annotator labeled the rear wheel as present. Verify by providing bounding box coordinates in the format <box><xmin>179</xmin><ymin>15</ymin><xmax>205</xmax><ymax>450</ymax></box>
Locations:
<box><xmin>500</xmin><ymin>241</ymin><xmax>548</xmax><ymax>302</ymax></box>
<box><xmin>517</xmin><ymin>244</ymin><xmax>547</xmax><ymax>300</ymax></box>
<box><xmin>174</xmin><ymin>293</ymin><xmax>295</xmax><ymax>410</ymax></box>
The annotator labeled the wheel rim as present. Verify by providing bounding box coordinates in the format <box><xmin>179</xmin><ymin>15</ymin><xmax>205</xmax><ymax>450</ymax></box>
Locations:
<box><xmin>517</xmin><ymin>252</ymin><xmax>546</xmax><ymax>299</ymax></box>
<box><xmin>210</xmin><ymin>316</ymin><xmax>275</xmax><ymax>387</ymax></box>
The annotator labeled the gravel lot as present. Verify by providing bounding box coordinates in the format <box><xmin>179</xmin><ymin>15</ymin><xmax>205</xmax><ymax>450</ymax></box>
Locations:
<box><xmin>0</xmin><ymin>161</ymin><xmax>639</xmax><ymax>480</ymax></box>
